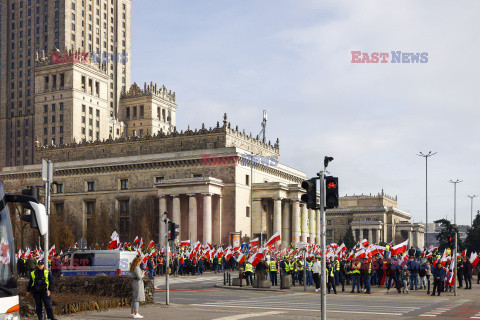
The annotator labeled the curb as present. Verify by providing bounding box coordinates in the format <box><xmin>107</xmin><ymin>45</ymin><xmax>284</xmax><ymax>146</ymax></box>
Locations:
<box><xmin>214</xmin><ymin>284</ymin><xmax>287</xmax><ymax>292</ymax></box>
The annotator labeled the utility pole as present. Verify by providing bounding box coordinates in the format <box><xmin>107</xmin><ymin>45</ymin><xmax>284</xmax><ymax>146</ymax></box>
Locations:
<box><xmin>417</xmin><ymin>151</ymin><xmax>436</xmax><ymax>247</ymax></box>
<box><xmin>41</xmin><ymin>159</ymin><xmax>53</xmax><ymax>270</ymax></box>
<box><xmin>449</xmin><ymin>179</ymin><xmax>461</xmax><ymax>297</ymax></box>
<box><xmin>319</xmin><ymin>168</ymin><xmax>326</xmax><ymax>320</ymax></box>
<box><xmin>163</xmin><ymin>214</ymin><xmax>170</xmax><ymax>305</ymax></box>
<box><xmin>467</xmin><ymin>195</ymin><xmax>477</xmax><ymax>227</ymax></box>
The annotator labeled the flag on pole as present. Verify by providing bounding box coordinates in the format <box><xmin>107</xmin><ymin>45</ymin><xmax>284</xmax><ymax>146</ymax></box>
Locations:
<box><xmin>236</xmin><ymin>253</ymin><xmax>246</xmax><ymax>265</ymax></box>
<box><xmin>250</xmin><ymin>238</ymin><xmax>259</xmax><ymax>246</ymax></box>
<box><xmin>265</xmin><ymin>232</ymin><xmax>281</xmax><ymax>247</ymax></box>
<box><xmin>108</xmin><ymin>231</ymin><xmax>119</xmax><ymax>250</ymax></box>
<box><xmin>390</xmin><ymin>239</ymin><xmax>408</xmax><ymax>256</ymax></box>
<box><xmin>179</xmin><ymin>240</ymin><xmax>191</xmax><ymax>247</ymax></box>
<box><xmin>470</xmin><ymin>252</ymin><xmax>479</xmax><ymax>269</ymax></box>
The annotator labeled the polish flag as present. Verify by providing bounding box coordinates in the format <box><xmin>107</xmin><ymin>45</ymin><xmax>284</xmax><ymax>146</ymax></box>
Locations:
<box><xmin>193</xmin><ymin>241</ymin><xmax>202</xmax><ymax>252</ymax></box>
<box><xmin>24</xmin><ymin>248</ymin><xmax>31</xmax><ymax>259</ymax></box>
<box><xmin>48</xmin><ymin>245</ymin><xmax>56</xmax><ymax>259</ymax></box>
<box><xmin>461</xmin><ymin>250</ymin><xmax>467</xmax><ymax>258</ymax></box>
<box><xmin>225</xmin><ymin>247</ymin><xmax>233</xmax><ymax>261</ymax></box>
<box><xmin>354</xmin><ymin>248</ymin><xmax>366</xmax><ymax>259</ymax></box>
<box><xmin>138</xmin><ymin>238</ymin><xmax>144</xmax><ymax>249</ymax></box>
<box><xmin>400</xmin><ymin>253</ymin><xmax>409</xmax><ymax>266</ymax></box>
<box><xmin>390</xmin><ymin>239</ymin><xmax>408</xmax><ymax>256</ymax></box>
<box><xmin>147</xmin><ymin>240</ymin><xmax>155</xmax><ymax>251</ymax></box>
<box><xmin>250</xmin><ymin>238</ymin><xmax>259</xmax><ymax>246</ymax></box>
<box><xmin>470</xmin><ymin>252</ymin><xmax>479</xmax><ymax>269</ymax></box>
<box><xmin>217</xmin><ymin>248</ymin><xmax>224</xmax><ymax>259</ymax></box>
<box><xmin>233</xmin><ymin>245</ymin><xmax>241</xmax><ymax>252</ymax></box>
<box><xmin>179</xmin><ymin>240</ymin><xmax>191</xmax><ymax>247</ymax></box>
<box><xmin>237</xmin><ymin>253</ymin><xmax>246</xmax><ymax>265</ymax></box>
<box><xmin>108</xmin><ymin>231</ymin><xmax>119</xmax><ymax>250</ymax></box>
<box><xmin>248</xmin><ymin>248</ymin><xmax>264</xmax><ymax>266</ymax></box>
<box><xmin>205</xmin><ymin>242</ymin><xmax>213</xmax><ymax>250</ymax></box>
<box><xmin>265</xmin><ymin>232</ymin><xmax>281</xmax><ymax>247</ymax></box>
<box><xmin>361</xmin><ymin>239</ymin><xmax>369</xmax><ymax>247</ymax></box>
<box><xmin>133</xmin><ymin>236</ymin><xmax>139</xmax><ymax>244</ymax></box>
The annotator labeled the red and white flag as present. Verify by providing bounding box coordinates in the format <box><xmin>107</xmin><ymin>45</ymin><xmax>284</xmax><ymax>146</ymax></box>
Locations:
<box><xmin>179</xmin><ymin>240</ymin><xmax>191</xmax><ymax>247</ymax></box>
<box><xmin>250</xmin><ymin>237</ymin><xmax>259</xmax><ymax>246</ymax></box>
<box><xmin>470</xmin><ymin>252</ymin><xmax>479</xmax><ymax>269</ymax></box>
<box><xmin>108</xmin><ymin>231</ymin><xmax>119</xmax><ymax>250</ymax></box>
<box><xmin>360</xmin><ymin>239</ymin><xmax>369</xmax><ymax>247</ymax></box>
<box><xmin>217</xmin><ymin>248</ymin><xmax>224</xmax><ymax>259</ymax></box>
<box><xmin>248</xmin><ymin>248</ymin><xmax>264</xmax><ymax>266</ymax></box>
<box><xmin>265</xmin><ymin>232</ymin><xmax>281</xmax><ymax>247</ymax></box>
<box><xmin>225</xmin><ymin>247</ymin><xmax>233</xmax><ymax>260</ymax></box>
<box><xmin>147</xmin><ymin>240</ymin><xmax>155</xmax><ymax>251</ymax></box>
<box><xmin>390</xmin><ymin>239</ymin><xmax>408</xmax><ymax>256</ymax></box>
<box><xmin>134</xmin><ymin>236</ymin><xmax>140</xmax><ymax>244</ymax></box>
<box><xmin>461</xmin><ymin>250</ymin><xmax>467</xmax><ymax>258</ymax></box>
<box><xmin>236</xmin><ymin>253</ymin><xmax>246</xmax><ymax>265</ymax></box>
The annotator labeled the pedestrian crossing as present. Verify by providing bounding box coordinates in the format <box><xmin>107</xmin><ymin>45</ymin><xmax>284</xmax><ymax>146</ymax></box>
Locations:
<box><xmin>189</xmin><ymin>293</ymin><xmax>442</xmax><ymax>316</ymax></box>
<box><xmin>472</xmin><ymin>310</ymin><xmax>480</xmax><ymax>319</ymax></box>
<box><xmin>417</xmin><ymin>300</ymin><xmax>470</xmax><ymax>318</ymax></box>
<box><xmin>154</xmin><ymin>274</ymin><xmax>224</xmax><ymax>288</ymax></box>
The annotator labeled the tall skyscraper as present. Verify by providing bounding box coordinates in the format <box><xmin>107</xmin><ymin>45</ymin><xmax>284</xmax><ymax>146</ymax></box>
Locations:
<box><xmin>0</xmin><ymin>0</ymin><xmax>131</xmax><ymax>168</ymax></box>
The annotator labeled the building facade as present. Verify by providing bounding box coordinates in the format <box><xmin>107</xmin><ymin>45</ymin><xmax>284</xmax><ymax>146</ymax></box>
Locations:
<box><xmin>0</xmin><ymin>0</ymin><xmax>131</xmax><ymax>168</ymax></box>
<box><xmin>326</xmin><ymin>192</ymin><xmax>425</xmax><ymax>248</ymax></box>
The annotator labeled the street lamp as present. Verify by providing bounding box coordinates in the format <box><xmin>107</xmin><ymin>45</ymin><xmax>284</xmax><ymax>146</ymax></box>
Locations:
<box><xmin>467</xmin><ymin>195</ymin><xmax>477</xmax><ymax>227</ymax></box>
<box><xmin>449</xmin><ymin>179</ymin><xmax>462</xmax><ymax>297</ymax></box>
<box><xmin>417</xmin><ymin>151</ymin><xmax>436</xmax><ymax>248</ymax></box>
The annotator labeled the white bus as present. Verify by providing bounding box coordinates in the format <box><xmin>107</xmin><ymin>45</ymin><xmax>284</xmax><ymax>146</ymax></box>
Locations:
<box><xmin>0</xmin><ymin>181</ymin><xmax>47</xmax><ymax>320</ymax></box>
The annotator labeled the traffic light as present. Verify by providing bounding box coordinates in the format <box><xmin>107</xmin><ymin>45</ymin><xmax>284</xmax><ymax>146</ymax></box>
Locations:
<box><xmin>301</xmin><ymin>178</ymin><xmax>317</xmax><ymax>209</ymax></box>
<box><xmin>325</xmin><ymin>176</ymin><xmax>339</xmax><ymax>209</ymax></box>
<box><xmin>169</xmin><ymin>221</ymin><xmax>179</xmax><ymax>240</ymax></box>
<box><xmin>22</xmin><ymin>186</ymin><xmax>39</xmax><ymax>201</ymax></box>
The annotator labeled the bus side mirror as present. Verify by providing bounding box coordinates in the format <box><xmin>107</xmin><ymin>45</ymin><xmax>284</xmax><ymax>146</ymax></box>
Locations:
<box><xmin>28</xmin><ymin>201</ymin><xmax>47</xmax><ymax>236</ymax></box>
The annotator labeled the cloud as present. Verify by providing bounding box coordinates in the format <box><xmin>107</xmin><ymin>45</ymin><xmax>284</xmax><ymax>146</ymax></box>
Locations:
<box><xmin>131</xmin><ymin>0</ymin><xmax>480</xmax><ymax>225</ymax></box>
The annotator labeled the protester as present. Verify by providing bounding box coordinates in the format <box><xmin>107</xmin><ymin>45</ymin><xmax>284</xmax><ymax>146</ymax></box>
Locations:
<box><xmin>26</xmin><ymin>260</ymin><xmax>56</xmax><ymax>320</ymax></box>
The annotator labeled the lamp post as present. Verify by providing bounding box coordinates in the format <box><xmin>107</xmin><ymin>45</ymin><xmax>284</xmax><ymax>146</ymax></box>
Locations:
<box><xmin>467</xmin><ymin>195</ymin><xmax>477</xmax><ymax>227</ymax></box>
<box><xmin>449</xmin><ymin>179</ymin><xmax>462</xmax><ymax>297</ymax></box>
<box><xmin>417</xmin><ymin>151</ymin><xmax>436</xmax><ymax>248</ymax></box>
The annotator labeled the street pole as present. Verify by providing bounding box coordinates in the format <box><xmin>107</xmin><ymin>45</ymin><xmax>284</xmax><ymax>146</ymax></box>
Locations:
<box><xmin>449</xmin><ymin>179</ymin><xmax>461</xmax><ymax>297</ymax></box>
<box><xmin>164</xmin><ymin>216</ymin><xmax>170</xmax><ymax>305</ymax></box>
<box><xmin>303</xmin><ymin>248</ymin><xmax>307</xmax><ymax>291</ymax></box>
<box><xmin>467</xmin><ymin>195</ymin><xmax>477</xmax><ymax>227</ymax></box>
<box><xmin>319</xmin><ymin>169</ymin><xmax>326</xmax><ymax>320</ymax></box>
<box><xmin>417</xmin><ymin>151</ymin><xmax>436</xmax><ymax>248</ymax></box>
<box><xmin>250</xmin><ymin>153</ymin><xmax>254</xmax><ymax>239</ymax></box>
<box><xmin>42</xmin><ymin>159</ymin><xmax>53</xmax><ymax>271</ymax></box>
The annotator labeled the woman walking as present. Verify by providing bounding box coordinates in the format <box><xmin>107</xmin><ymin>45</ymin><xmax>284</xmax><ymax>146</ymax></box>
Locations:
<box><xmin>130</xmin><ymin>256</ymin><xmax>147</xmax><ymax>319</ymax></box>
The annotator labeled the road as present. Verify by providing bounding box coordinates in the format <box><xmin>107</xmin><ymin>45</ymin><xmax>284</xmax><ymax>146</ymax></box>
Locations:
<box><xmin>58</xmin><ymin>273</ymin><xmax>480</xmax><ymax>319</ymax></box>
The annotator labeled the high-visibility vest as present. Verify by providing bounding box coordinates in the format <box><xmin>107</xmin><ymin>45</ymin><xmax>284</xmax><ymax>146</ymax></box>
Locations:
<box><xmin>327</xmin><ymin>267</ymin><xmax>334</xmax><ymax>278</ymax></box>
<box><xmin>218</xmin><ymin>258</ymin><xmax>222</xmax><ymax>265</ymax></box>
<box><xmin>245</xmin><ymin>263</ymin><xmax>253</xmax><ymax>273</ymax></box>
<box><xmin>298</xmin><ymin>261</ymin><xmax>304</xmax><ymax>271</ymax></box>
<box><xmin>307</xmin><ymin>262</ymin><xmax>313</xmax><ymax>271</ymax></box>
<box><xmin>385</xmin><ymin>245</ymin><xmax>390</xmax><ymax>252</ymax></box>
<box><xmin>367</xmin><ymin>262</ymin><xmax>372</xmax><ymax>275</ymax></box>
<box><xmin>269</xmin><ymin>261</ymin><xmax>277</xmax><ymax>272</ymax></box>
<box><xmin>289</xmin><ymin>262</ymin><xmax>295</xmax><ymax>271</ymax></box>
<box><xmin>352</xmin><ymin>263</ymin><xmax>361</xmax><ymax>274</ymax></box>
<box><xmin>31</xmin><ymin>270</ymin><xmax>50</xmax><ymax>290</ymax></box>
<box><xmin>284</xmin><ymin>261</ymin><xmax>290</xmax><ymax>272</ymax></box>
<box><xmin>335</xmin><ymin>261</ymin><xmax>340</xmax><ymax>271</ymax></box>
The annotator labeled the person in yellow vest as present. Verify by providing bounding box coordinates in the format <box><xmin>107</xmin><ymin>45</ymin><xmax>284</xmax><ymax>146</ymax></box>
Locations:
<box><xmin>385</xmin><ymin>244</ymin><xmax>391</xmax><ymax>259</ymax></box>
<box><xmin>326</xmin><ymin>261</ymin><xmax>337</xmax><ymax>294</ymax></box>
<box><xmin>297</xmin><ymin>258</ymin><xmax>304</xmax><ymax>286</ymax></box>
<box><xmin>290</xmin><ymin>259</ymin><xmax>297</xmax><ymax>286</ymax></box>
<box><xmin>350</xmin><ymin>259</ymin><xmax>362</xmax><ymax>293</ymax></box>
<box><xmin>244</xmin><ymin>261</ymin><xmax>254</xmax><ymax>286</ymax></box>
<box><xmin>26</xmin><ymin>260</ymin><xmax>56</xmax><ymax>320</ymax></box>
<box><xmin>446</xmin><ymin>247</ymin><xmax>452</xmax><ymax>257</ymax></box>
<box><xmin>269</xmin><ymin>258</ymin><xmax>278</xmax><ymax>286</ymax></box>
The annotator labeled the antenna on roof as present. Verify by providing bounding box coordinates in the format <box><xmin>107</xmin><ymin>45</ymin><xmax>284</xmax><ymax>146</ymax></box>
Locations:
<box><xmin>258</xmin><ymin>110</ymin><xmax>267</xmax><ymax>143</ymax></box>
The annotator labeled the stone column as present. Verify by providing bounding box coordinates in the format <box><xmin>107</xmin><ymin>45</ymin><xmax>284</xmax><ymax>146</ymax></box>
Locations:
<box><xmin>301</xmin><ymin>204</ymin><xmax>308</xmax><ymax>243</ymax></box>
<box><xmin>203</xmin><ymin>194</ymin><xmax>212</xmax><ymax>244</ymax></box>
<box><xmin>172</xmin><ymin>195</ymin><xmax>181</xmax><ymax>237</ymax></box>
<box><xmin>352</xmin><ymin>227</ymin><xmax>357</xmax><ymax>241</ymax></box>
<box><xmin>282</xmin><ymin>200</ymin><xmax>290</xmax><ymax>247</ymax></box>
<box><xmin>218</xmin><ymin>196</ymin><xmax>223</xmax><ymax>244</ymax></box>
<box><xmin>188</xmin><ymin>194</ymin><xmax>197</xmax><ymax>241</ymax></box>
<box><xmin>409</xmin><ymin>230</ymin><xmax>413</xmax><ymax>244</ymax></box>
<box><xmin>292</xmin><ymin>201</ymin><xmax>300</xmax><ymax>244</ymax></box>
<box><xmin>368</xmin><ymin>229</ymin><xmax>373</xmax><ymax>245</ymax></box>
<box><xmin>273</xmin><ymin>198</ymin><xmax>282</xmax><ymax>245</ymax></box>
<box><xmin>253</xmin><ymin>198</ymin><xmax>263</xmax><ymax>236</ymax></box>
<box><xmin>315</xmin><ymin>209</ymin><xmax>321</xmax><ymax>245</ymax></box>
<box><xmin>309</xmin><ymin>209</ymin><xmax>315</xmax><ymax>244</ymax></box>
<box><xmin>159</xmin><ymin>196</ymin><xmax>167</xmax><ymax>247</ymax></box>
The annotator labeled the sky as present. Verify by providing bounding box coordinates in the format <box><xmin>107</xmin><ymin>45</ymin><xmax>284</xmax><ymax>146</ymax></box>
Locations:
<box><xmin>130</xmin><ymin>0</ymin><xmax>480</xmax><ymax>226</ymax></box>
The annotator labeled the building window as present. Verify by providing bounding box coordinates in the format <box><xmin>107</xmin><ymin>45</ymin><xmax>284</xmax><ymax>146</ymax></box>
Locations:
<box><xmin>326</xmin><ymin>230</ymin><xmax>333</xmax><ymax>237</ymax></box>
<box><xmin>193</xmin><ymin>174</ymin><xmax>203</xmax><ymax>178</ymax></box>
<box><xmin>119</xmin><ymin>199</ymin><xmax>130</xmax><ymax>215</ymax></box>
<box><xmin>54</xmin><ymin>202</ymin><xmax>64</xmax><ymax>216</ymax></box>
<box><xmin>56</xmin><ymin>183</ymin><xmax>63</xmax><ymax>193</ymax></box>
<box><xmin>87</xmin><ymin>181</ymin><xmax>95</xmax><ymax>192</ymax></box>
<box><xmin>155</xmin><ymin>176</ymin><xmax>164</xmax><ymax>183</ymax></box>
<box><xmin>327</xmin><ymin>220</ymin><xmax>332</xmax><ymax>225</ymax></box>
<box><xmin>120</xmin><ymin>179</ymin><xmax>128</xmax><ymax>190</ymax></box>
<box><xmin>85</xmin><ymin>201</ymin><xmax>95</xmax><ymax>215</ymax></box>
<box><xmin>246</xmin><ymin>207</ymin><xmax>250</xmax><ymax>218</ymax></box>
<box><xmin>246</xmin><ymin>175</ymin><xmax>250</xmax><ymax>186</ymax></box>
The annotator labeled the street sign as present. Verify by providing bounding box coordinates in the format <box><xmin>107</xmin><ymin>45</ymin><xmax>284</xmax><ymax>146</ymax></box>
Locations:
<box><xmin>296</xmin><ymin>241</ymin><xmax>308</xmax><ymax>249</ymax></box>
<box><xmin>78</xmin><ymin>238</ymin><xmax>87</xmax><ymax>249</ymax></box>
<box><xmin>42</xmin><ymin>159</ymin><xmax>54</xmax><ymax>182</ymax></box>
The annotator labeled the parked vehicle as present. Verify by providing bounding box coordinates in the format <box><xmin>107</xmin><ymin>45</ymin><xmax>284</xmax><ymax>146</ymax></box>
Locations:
<box><xmin>60</xmin><ymin>250</ymin><xmax>138</xmax><ymax>276</ymax></box>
